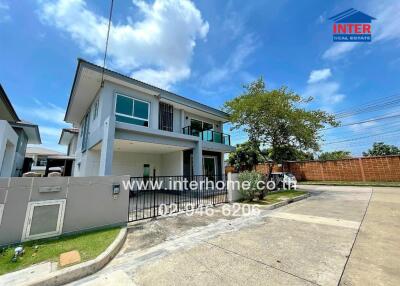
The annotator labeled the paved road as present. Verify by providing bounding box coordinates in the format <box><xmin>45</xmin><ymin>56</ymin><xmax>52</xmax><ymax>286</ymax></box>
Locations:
<box><xmin>69</xmin><ymin>186</ymin><xmax>400</xmax><ymax>286</ymax></box>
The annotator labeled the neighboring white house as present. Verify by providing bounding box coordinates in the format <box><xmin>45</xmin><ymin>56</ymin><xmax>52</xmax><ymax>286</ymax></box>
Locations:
<box><xmin>0</xmin><ymin>85</ymin><xmax>41</xmax><ymax>177</ymax></box>
<box><xmin>60</xmin><ymin>59</ymin><xmax>235</xmax><ymax>177</ymax></box>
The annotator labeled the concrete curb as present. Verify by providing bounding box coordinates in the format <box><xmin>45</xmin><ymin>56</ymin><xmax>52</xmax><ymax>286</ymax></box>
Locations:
<box><xmin>24</xmin><ymin>227</ymin><xmax>127</xmax><ymax>286</ymax></box>
<box><xmin>243</xmin><ymin>193</ymin><xmax>311</xmax><ymax>209</ymax></box>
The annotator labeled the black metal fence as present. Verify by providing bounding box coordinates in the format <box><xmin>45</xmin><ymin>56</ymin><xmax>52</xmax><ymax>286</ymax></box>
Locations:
<box><xmin>128</xmin><ymin>175</ymin><xmax>227</xmax><ymax>221</ymax></box>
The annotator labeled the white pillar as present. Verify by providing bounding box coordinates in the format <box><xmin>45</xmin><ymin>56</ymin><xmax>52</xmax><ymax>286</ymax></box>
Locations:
<box><xmin>227</xmin><ymin>172</ymin><xmax>241</xmax><ymax>202</ymax></box>
<box><xmin>99</xmin><ymin>116</ymin><xmax>115</xmax><ymax>176</ymax></box>
<box><xmin>193</xmin><ymin>141</ymin><xmax>203</xmax><ymax>175</ymax></box>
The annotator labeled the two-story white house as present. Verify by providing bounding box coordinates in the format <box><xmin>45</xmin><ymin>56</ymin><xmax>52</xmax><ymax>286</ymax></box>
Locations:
<box><xmin>60</xmin><ymin>59</ymin><xmax>235</xmax><ymax>178</ymax></box>
<box><xmin>0</xmin><ymin>85</ymin><xmax>41</xmax><ymax>177</ymax></box>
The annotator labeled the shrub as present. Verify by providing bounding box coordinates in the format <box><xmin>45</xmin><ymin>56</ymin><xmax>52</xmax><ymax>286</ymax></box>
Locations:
<box><xmin>238</xmin><ymin>171</ymin><xmax>265</xmax><ymax>201</ymax></box>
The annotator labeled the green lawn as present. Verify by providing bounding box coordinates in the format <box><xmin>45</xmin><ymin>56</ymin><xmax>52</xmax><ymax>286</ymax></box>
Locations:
<box><xmin>0</xmin><ymin>227</ymin><xmax>120</xmax><ymax>275</ymax></box>
<box><xmin>240</xmin><ymin>190</ymin><xmax>307</xmax><ymax>205</ymax></box>
<box><xmin>298</xmin><ymin>181</ymin><xmax>400</xmax><ymax>187</ymax></box>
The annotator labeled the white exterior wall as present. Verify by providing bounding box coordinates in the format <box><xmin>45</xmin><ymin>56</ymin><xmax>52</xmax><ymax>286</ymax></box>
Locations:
<box><xmin>112</xmin><ymin>152</ymin><xmax>162</xmax><ymax>176</ymax></box>
<box><xmin>160</xmin><ymin>151</ymin><xmax>183</xmax><ymax>176</ymax></box>
<box><xmin>0</xmin><ymin>120</ymin><xmax>18</xmax><ymax>177</ymax></box>
<box><xmin>72</xmin><ymin>79</ymin><xmax>232</xmax><ymax>177</ymax></box>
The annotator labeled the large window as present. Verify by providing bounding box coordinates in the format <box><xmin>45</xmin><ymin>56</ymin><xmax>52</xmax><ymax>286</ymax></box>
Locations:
<box><xmin>159</xmin><ymin>102</ymin><xmax>173</xmax><ymax>131</ymax></box>
<box><xmin>190</xmin><ymin>119</ymin><xmax>213</xmax><ymax>136</ymax></box>
<box><xmin>115</xmin><ymin>94</ymin><xmax>149</xmax><ymax>127</ymax></box>
<box><xmin>81</xmin><ymin>112</ymin><xmax>89</xmax><ymax>152</ymax></box>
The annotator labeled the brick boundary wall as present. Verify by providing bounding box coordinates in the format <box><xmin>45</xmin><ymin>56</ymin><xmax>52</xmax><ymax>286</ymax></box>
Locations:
<box><xmin>285</xmin><ymin>155</ymin><xmax>400</xmax><ymax>182</ymax></box>
<box><xmin>225</xmin><ymin>155</ymin><xmax>400</xmax><ymax>182</ymax></box>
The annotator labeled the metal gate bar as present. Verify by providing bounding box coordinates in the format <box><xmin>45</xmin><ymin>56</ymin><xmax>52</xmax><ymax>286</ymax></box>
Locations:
<box><xmin>128</xmin><ymin>175</ymin><xmax>227</xmax><ymax>222</ymax></box>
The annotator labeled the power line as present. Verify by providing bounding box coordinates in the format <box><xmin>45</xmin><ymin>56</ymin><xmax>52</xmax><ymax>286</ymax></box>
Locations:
<box><xmin>323</xmin><ymin>113</ymin><xmax>400</xmax><ymax>130</ymax></box>
<box><xmin>325</xmin><ymin>128</ymin><xmax>400</xmax><ymax>145</ymax></box>
<box><xmin>333</xmin><ymin>93</ymin><xmax>400</xmax><ymax>116</ymax></box>
<box><xmin>101</xmin><ymin>0</ymin><xmax>115</xmax><ymax>88</ymax></box>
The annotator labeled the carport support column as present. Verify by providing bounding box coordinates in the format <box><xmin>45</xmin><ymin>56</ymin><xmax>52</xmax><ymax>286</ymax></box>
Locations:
<box><xmin>99</xmin><ymin>116</ymin><xmax>115</xmax><ymax>176</ymax></box>
<box><xmin>193</xmin><ymin>141</ymin><xmax>203</xmax><ymax>176</ymax></box>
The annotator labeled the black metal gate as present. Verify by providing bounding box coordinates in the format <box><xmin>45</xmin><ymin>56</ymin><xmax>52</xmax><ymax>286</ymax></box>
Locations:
<box><xmin>128</xmin><ymin>175</ymin><xmax>227</xmax><ymax>222</ymax></box>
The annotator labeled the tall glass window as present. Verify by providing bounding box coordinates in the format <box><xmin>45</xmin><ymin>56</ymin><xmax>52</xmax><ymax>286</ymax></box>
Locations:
<box><xmin>115</xmin><ymin>94</ymin><xmax>149</xmax><ymax>127</ymax></box>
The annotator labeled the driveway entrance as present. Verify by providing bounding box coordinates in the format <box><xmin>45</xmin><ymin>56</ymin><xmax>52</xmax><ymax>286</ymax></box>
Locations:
<box><xmin>70</xmin><ymin>186</ymin><xmax>400</xmax><ymax>286</ymax></box>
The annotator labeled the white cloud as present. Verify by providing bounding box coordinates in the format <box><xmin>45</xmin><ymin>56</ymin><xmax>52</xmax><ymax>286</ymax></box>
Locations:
<box><xmin>322</xmin><ymin>42</ymin><xmax>359</xmax><ymax>60</ymax></box>
<box><xmin>38</xmin><ymin>0</ymin><xmax>209</xmax><ymax>89</ymax></box>
<box><xmin>307</xmin><ymin>68</ymin><xmax>332</xmax><ymax>83</ymax></box>
<box><xmin>16</xmin><ymin>99</ymin><xmax>66</xmax><ymax>126</ymax></box>
<box><xmin>0</xmin><ymin>0</ymin><xmax>10</xmax><ymax>23</ymax></box>
<box><xmin>304</xmin><ymin>68</ymin><xmax>345</xmax><ymax>110</ymax></box>
<box><xmin>322</xmin><ymin>1</ymin><xmax>400</xmax><ymax>60</ymax></box>
<box><xmin>348</xmin><ymin>121</ymin><xmax>377</xmax><ymax>132</ymax></box>
<box><xmin>39</xmin><ymin>126</ymin><xmax>63</xmax><ymax>137</ymax></box>
<box><xmin>304</xmin><ymin>81</ymin><xmax>345</xmax><ymax>105</ymax></box>
<box><xmin>201</xmin><ymin>34</ymin><xmax>258</xmax><ymax>86</ymax></box>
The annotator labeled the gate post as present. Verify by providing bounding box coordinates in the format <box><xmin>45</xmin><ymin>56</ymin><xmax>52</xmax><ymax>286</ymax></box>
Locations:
<box><xmin>227</xmin><ymin>172</ymin><xmax>241</xmax><ymax>203</ymax></box>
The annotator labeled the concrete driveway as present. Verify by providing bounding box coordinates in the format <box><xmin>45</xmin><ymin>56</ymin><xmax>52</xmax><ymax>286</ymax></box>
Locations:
<box><xmin>69</xmin><ymin>186</ymin><xmax>400</xmax><ymax>286</ymax></box>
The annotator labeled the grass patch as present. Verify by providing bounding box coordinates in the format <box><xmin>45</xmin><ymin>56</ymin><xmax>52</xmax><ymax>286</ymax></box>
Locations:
<box><xmin>0</xmin><ymin>227</ymin><xmax>120</xmax><ymax>275</ymax></box>
<box><xmin>240</xmin><ymin>190</ymin><xmax>307</xmax><ymax>205</ymax></box>
<box><xmin>298</xmin><ymin>181</ymin><xmax>400</xmax><ymax>187</ymax></box>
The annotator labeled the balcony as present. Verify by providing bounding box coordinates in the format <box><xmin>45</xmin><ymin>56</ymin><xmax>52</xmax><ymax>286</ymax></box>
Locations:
<box><xmin>182</xmin><ymin>126</ymin><xmax>231</xmax><ymax>145</ymax></box>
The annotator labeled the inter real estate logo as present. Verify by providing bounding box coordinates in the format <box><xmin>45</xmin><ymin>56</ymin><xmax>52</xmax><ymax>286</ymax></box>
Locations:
<box><xmin>329</xmin><ymin>8</ymin><xmax>376</xmax><ymax>42</ymax></box>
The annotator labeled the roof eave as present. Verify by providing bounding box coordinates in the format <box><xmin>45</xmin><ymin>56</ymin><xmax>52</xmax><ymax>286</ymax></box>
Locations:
<box><xmin>66</xmin><ymin>58</ymin><xmax>230</xmax><ymax>123</ymax></box>
<box><xmin>0</xmin><ymin>84</ymin><xmax>20</xmax><ymax>122</ymax></box>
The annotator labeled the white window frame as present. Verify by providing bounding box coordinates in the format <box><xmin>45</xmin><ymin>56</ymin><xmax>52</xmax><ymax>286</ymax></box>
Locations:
<box><xmin>0</xmin><ymin>204</ymin><xmax>4</xmax><ymax>225</ymax></box>
<box><xmin>203</xmin><ymin>155</ymin><xmax>217</xmax><ymax>176</ymax></box>
<box><xmin>93</xmin><ymin>99</ymin><xmax>99</xmax><ymax>120</ymax></box>
<box><xmin>21</xmin><ymin>199</ymin><xmax>66</xmax><ymax>242</ymax></box>
<box><xmin>189</xmin><ymin>155</ymin><xmax>217</xmax><ymax>176</ymax></box>
<box><xmin>115</xmin><ymin>93</ymin><xmax>150</xmax><ymax>125</ymax></box>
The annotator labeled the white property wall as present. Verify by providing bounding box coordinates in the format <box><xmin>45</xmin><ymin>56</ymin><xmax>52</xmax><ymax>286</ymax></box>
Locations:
<box><xmin>0</xmin><ymin>120</ymin><xmax>18</xmax><ymax>177</ymax></box>
<box><xmin>0</xmin><ymin>176</ymin><xmax>129</xmax><ymax>246</ymax></box>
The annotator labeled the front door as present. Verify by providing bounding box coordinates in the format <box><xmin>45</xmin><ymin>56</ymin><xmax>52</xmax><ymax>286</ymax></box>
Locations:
<box><xmin>203</xmin><ymin>156</ymin><xmax>216</xmax><ymax>179</ymax></box>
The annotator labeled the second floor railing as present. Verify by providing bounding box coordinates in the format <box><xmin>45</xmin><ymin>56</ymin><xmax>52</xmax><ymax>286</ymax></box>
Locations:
<box><xmin>182</xmin><ymin>126</ymin><xmax>231</xmax><ymax>146</ymax></box>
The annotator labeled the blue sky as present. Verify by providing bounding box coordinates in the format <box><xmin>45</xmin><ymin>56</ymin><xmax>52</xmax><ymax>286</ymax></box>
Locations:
<box><xmin>0</xmin><ymin>0</ymin><xmax>399</xmax><ymax>155</ymax></box>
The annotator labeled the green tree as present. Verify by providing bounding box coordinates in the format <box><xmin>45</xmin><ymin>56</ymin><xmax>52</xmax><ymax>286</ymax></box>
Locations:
<box><xmin>228</xmin><ymin>141</ymin><xmax>265</xmax><ymax>171</ymax></box>
<box><xmin>264</xmin><ymin>147</ymin><xmax>315</xmax><ymax>161</ymax></box>
<box><xmin>224</xmin><ymin>78</ymin><xmax>338</xmax><ymax>197</ymax></box>
<box><xmin>363</xmin><ymin>142</ymin><xmax>400</xmax><ymax>156</ymax></box>
<box><xmin>319</xmin><ymin>151</ymin><xmax>351</xmax><ymax>161</ymax></box>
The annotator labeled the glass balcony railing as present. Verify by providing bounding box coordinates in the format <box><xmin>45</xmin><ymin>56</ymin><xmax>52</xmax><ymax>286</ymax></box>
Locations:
<box><xmin>182</xmin><ymin>126</ymin><xmax>231</xmax><ymax>145</ymax></box>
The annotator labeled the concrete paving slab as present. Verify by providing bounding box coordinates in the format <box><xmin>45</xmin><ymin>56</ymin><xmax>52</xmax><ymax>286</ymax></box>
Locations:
<box><xmin>284</xmin><ymin>190</ymin><xmax>371</xmax><ymax>222</ymax></box>
<box><xmin>68</xmin><ymin>186</ymin><xmax>400</xmax><ymax>286</ymax></box>
<box><xmin>266</xmin><ymin>212</ymin><xmax>360</xmax><ymax>229</ymax></box>
<box><xmin>340</xmin><ymin>187</ymin><xmax>400</xmax><ymax>286</ymax></box>
<box><xmin>206</xmin><ymin>217</ymin><xmax>357</xmax><ymax>286</ymax></box>
<box><xmin>75</xmin><ymin>270</ymin><xmax>135</xmax><ymax>286</ymax></box>
<box><xmin>134</xmin><ymin>242</ymin><xmax>315</xmax><ymax>286</ymax></box>
<box><xmin>0</xmin><ymin>261</ymin><xmax>56</xmax><ymax>285</ymax></box>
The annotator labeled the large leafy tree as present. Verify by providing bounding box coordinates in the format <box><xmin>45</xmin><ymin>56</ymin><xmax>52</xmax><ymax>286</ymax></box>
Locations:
<box><xmin>264</xmin><ymin>146</ymin><xmax>315</xmax><ymax>162</ymax></box>
<box><xmin>224</xmin><ymin>78</ymin><xmax>338</xmax><ymax>191</ymax></box>
<box><xmin>363</xmin><ymin>142</ymin><xmax>400</xmax><ymax>156</ymax></box>
<box><xmin>319</xmin><ymin>150</ymin><xmax>351</xmax><ymax>161</ymax></box>
<box><xmin>228</xmin><ymin>141</ymin><xmax>266</xmax><ymax>171</ymax></box>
